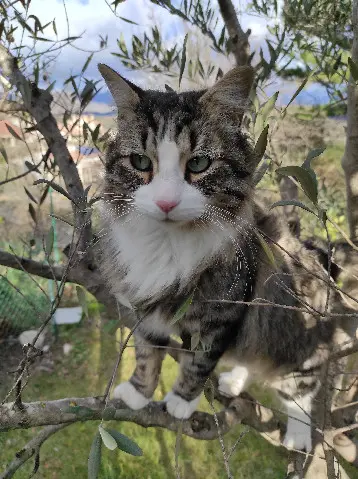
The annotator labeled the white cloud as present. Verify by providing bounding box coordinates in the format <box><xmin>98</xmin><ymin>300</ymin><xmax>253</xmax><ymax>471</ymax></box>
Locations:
<box><xmin>13</xmin><ymin>0</ymin><xmax>173</xmax><ymax>83</ymax></box>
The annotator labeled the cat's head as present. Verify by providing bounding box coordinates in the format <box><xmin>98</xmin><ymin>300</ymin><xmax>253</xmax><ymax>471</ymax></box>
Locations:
<box><xmin>99</xmin><ymin>64</ymin><xmax>256</xmax><ymax>226</ymax></box>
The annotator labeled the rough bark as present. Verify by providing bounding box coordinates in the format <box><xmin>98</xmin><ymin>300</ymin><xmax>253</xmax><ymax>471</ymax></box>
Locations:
<box><xmin>0</xmin><ymin>394</ymin><xmax>282</xmax><ymax>439</ymax></box>
<box><xmin>342</xmin><ymin>0</ymin><xmax>358</xmax><ymax>241</ymax></box>
<box><xmin>217</xmin><ymin>0</ymin><xmax>250</xmax><ymax>66</ymax></box>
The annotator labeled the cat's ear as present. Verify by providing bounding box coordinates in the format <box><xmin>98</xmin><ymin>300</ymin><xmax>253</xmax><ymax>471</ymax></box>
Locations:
<box><xmin>199</xmin><ymin>66</ymin><xmax>254</xmax><ymax>118</ymax></box>
<box><xmin>98</xmin><ymin>64</ymin><xmax>143</xmax><ymax>110</ymax></box>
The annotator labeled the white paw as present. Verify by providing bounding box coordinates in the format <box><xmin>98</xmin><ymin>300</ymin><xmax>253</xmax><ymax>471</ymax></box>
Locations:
<box><xmin>218</xmin><ymin>366</ymin><xmax>249</xmax><ymax>397</ymax></box>
<box><xmin>113</xmin><ymin>381</ymin><xmax>151</xmax><ymax>410</ymax></box>
<box><xmin>164</xmin><ymin>391</ymin><xmax>201</xmax><ymax>419</ymax></box>
<box><xmin>283</xmin><ymin>417</ymin><xmax>312</xmax><ymax>452</ymax></box>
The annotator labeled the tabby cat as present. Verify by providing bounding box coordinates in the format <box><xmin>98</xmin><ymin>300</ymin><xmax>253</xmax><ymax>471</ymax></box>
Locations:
<box><xmin>98</xmin><ymin>63</ymin><xmax>344</xmax><ymax>451</ymax></box>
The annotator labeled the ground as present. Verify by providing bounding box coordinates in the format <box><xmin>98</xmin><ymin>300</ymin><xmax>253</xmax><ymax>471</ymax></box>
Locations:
<box><xmin>0</xmin><ymin>306</ymin><xmax>290</xmax><ymax>479</ymax></box>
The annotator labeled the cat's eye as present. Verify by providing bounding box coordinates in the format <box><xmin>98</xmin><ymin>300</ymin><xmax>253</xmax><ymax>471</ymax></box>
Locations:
<box><xmin>130</xmin><ymin>153</ymin><xmax>152</xmax><ymax>172</ymax></box>
<box><xmin>186</xmin><ymin>156</ymin><xmax>212</xmax><ymax>174</ymax></box>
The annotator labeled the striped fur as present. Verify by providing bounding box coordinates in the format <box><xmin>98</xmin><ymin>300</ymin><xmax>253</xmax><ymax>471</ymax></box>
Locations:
<box><xmin>98</xmin><ymin>64</ymin><xmax>347</xmax><ymax>448</ymax></box>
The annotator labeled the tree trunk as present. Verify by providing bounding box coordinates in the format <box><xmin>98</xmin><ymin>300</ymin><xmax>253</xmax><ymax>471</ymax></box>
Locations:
<box><xmin>342</xmin><ymin>0</ymin><xmax>358</xmax><ymax>241</ymax></box>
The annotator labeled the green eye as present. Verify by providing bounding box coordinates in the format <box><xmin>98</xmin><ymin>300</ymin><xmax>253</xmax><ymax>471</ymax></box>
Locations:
<box><xmin>130</xmin><ymin>153</ymin><xmax>152</xmax><ymax>172</ymax></box>
<box><xmin>186</xmin><ymin>156</ymin><xmax>211</xmax><ymax>174</ymax></box>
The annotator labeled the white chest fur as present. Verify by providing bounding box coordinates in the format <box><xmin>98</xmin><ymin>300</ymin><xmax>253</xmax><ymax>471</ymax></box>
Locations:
<box><xmin>108</xmin><ymin>213</ymin><xmax>234</xmax><ymax>304</ymax></box>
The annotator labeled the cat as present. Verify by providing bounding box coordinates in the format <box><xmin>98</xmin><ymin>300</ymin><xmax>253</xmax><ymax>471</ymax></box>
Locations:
<box><xmin>97</xmin><ymin>63</ymin><xmax>346</xmax><ymax>452</ymax></box>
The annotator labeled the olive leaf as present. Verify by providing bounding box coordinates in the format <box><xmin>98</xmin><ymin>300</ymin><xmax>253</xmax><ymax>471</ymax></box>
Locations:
<box><xmin>276</xmin><ymin>165</ymin><xmax>318</xmax><ymax>205</ymax></box>
<box><xmin>254</xmin><ymin>125</ymin><xmax>269</xmax><ymax>163</ymax></box>
<box><xmin>204</xmin><ymin>377</ymin><xmax>215</xmax><ymax>405</ymax></box>
<box><xmin>282</xmin><ymin>75</ymin><xmax>309</xmax><ymax>112</ymax></box>
<box><xmin>261</xmin><ymin>92</ymin><xmax>278</xmax><ymax>125</ymax></box>
<box><xmin>28</xmin><ymin>203</ymin><xmax>37</xmax><ymax>224</ymax></box>
<box><xmin>255</xmin><ymin>231</ymin><xmax>276</xmax><ymax>267</ymax></box>
<box><xmin>0</xmin><ymin>142</ymin><xmax>8</xmax><ymax>164</ymax></box>
<box><xmin>269</xmin><ymin>199</ymin><xmax>317</xmax><ymax>216</ymax></box>
<box><xmin>99</xmin><ymin>425</ymin><xmax>117</xmax><ymax>450</ymax></box>
<box><xmin>302</xmin><ymin>148</ymin><xmax>325</xmax><ymax>169</ymax></box>
<box><xmin>179</xmin><ymin>33</ymin><xmax>188</xmax><ymax>87</ymax></box>
<box><xmin>45</xmin><ymin>225</ymin><xmax>54</xmax><ymax>257</ymax></box>
<box><xmin>170</xmin><ymin>291</ymin><xmax>194</xmax><ymax>325</ymax></box>
<box><xmin>6</xmin><ymin>123</ymin><xmax>23</xmax><ymax>141</ymax></box>
<box><xmin>24</xmin><ymin>187</ymin><xmax>38</xmax><ymax>204</ymax></box>
<box><xmin>88</xmin><ymin>432</ymin><xmax>102</xmax><ymax>479</ymax></box>
<box><xmin>105</xmin><ymin>429</ymin><xmax>143</xmax><ymax>456</ymax></box>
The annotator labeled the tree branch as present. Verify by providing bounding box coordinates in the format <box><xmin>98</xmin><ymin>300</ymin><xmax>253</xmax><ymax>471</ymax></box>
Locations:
<box><xmin>0</xmin><ymin>424</ymin><xmax>68</xmax><ymax>479</ymax></box>
<box><xmin>0</xmin><ymin>45</ymin><xmax>94</xmax><ymax>267</ymax></box>
<box><xmin>217</xmin><ymin>0</ymin><xmax>250</xmax><ymax>66</ymax></box>
<box><xmin>0</xmin><ymin>249</ymin><xmax>67</xmax><ymax>281</ymax></box>
<box><xmin>0</xmin><ymin>394</ymin><xmax>284</xmax><ymax>440</ymax></box>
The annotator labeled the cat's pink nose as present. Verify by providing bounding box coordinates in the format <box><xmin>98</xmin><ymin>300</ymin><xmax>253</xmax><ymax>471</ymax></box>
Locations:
<box><xmin>156</xmin><ymin>200</ymin><xmax>178</xmax><ymax>213</ymax></box>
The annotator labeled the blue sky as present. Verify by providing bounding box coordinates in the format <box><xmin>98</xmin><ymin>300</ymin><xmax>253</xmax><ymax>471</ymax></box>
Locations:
<box><xmin>13</xmin><ymin>0</ymin><xmax>331</xmax><ymax>114</ymax></box>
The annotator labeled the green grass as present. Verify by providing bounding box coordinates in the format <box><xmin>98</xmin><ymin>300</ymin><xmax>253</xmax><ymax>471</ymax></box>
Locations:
<box><xmin>0</xmin><ymin>311</ymin><xmax>290</xmax><ymax>479</ymax></box>
<box><xmin>2</xmin><ymin>308</ymin><xmax>358</xmax><ymax>479</ymax></box>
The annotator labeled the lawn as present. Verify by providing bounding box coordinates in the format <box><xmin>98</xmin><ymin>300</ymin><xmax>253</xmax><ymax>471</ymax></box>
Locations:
<box><xmin>0</xmin><ymin>306</ymin><xmax>291</xmax><ymax>479</ymax></box>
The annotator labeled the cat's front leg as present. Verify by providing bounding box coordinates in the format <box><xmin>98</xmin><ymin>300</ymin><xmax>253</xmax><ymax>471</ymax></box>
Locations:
<box><xmin>165</xmin><ymin>331</ymin><xmax>227</xmax><ymax>419</ymax></box>
<box><xmin>113</xmin><ymin>332</ymin><xmax>168</xmax><ymax>409</ymax></box>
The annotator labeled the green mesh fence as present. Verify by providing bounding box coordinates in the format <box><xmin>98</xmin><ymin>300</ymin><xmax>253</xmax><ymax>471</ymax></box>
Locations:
<box><xmin>0</xmin><ymin>270</ymin><xmax>51</xmax><ymax>337</ymax></box>
<box><xmin>0</xmin><ymin>189</ymin><xmax>60</xmax><ymax>337</ymax></box>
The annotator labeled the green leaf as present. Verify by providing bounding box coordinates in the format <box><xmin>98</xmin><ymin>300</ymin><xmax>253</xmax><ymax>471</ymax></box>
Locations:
<box><xmin>0</xmin><ymin>142</ymin><xmax>8</xmax><ymax>163</ymax></box>
<box><xmin>106</xmin><ymin>429</ymin><xmax>143</xmax><ymax>456</ymax></box>
<box><xmin>99</xmin><ymin>425</ymin><xmax>117</xmax><ymax>450</ymax></box>
<box><xmin>179</xmin><ymin>33</ymin><xmax>188</xmax><ymax>88</ymax></box>
<box><xmin>6</xmin><ymin>123</ymin><xmax>23</xmax><ymax>141</ymax></box>
<box><xmin>119</xmin><ymin>16</ymin><xmax>139</xmax><ymax>25</ymax></box>
<box><xmin>254</xmin><ymin>125</ymin><xmax>269</xmax><ymax>162</ymax></box>
<box><xmin>33</xmin><ymin>179</ymin><xmax>77</xmax><ymax>205</ymax></box>
<box><xmin>276</xmin><ymin>165</ymin><xmax>318</xmax><ymax>205</ymax></box>
<box><xmin>253</xmin><ymin>158</ymin><xmax>271</xmax><ymax>186</ymax></box>
<box><xmin>303</xmin><ymin>148</ymin><xmax>325</xmax><ymax>169</ymax></box>
<box><xmin>82</xmin><ymin>53</ymin><xmax>94</xmax><ymax>74</ymax></box>
<box><xmin>76</xmin><ymin>286</ymin><xmax>88</xmax><ymax>318</ymax></box>
<box><xmin>269</xmin><ymin>199</ymin><xmax>317</xmax><ymax>216</ymax></box>
<box><xmin>24</xmin><ymin>187</ymin><xmax>38</xmax><ymax>204</ymax></box>
<box><xmin>28</xmin><ymin>35</ymin><xmax>52</xmax><ymax>42</ymax></box>
<box><xmin>39</xmin><ymin>185</ymin><xmax>49</xmax><ymax>205</ymax></box>
<box><xmin>45</xmin><ymin>225</ymin><xmax>54</xmax><ymax>257</ymax></box>
<box><xmin>28</xmin><ymin>203</ymin><xmax>37</xmax><ymax>224</ymax></box>
<box><xmin>88</xmin><ymin>432</ymin><xmax>102</xmax><ymax>479</ymax></box>
<box><xmin>318</xmin><ymin>208</ymin><xmax>327</xmax><ymax>225</ymax></box>
<box><xmin>25</xmin><ymin>161</ymin><xmax>40</xmax><ymax>173</ymax></box>
<box><xmin>283</xmin><ymin>75</ymin><xmax>309</xmax><ymax>111</ymax></box>
<box><xmin>170</xmin><ymin>291</ymin><xmax>194</xmax><ymax>325</ymax></box>
<box><xmin>204</xmin><ymin>377</ymin><xmax>215</xmax><ymax>405</ymax></box>
<box><xmin>91</xmin><ymin>124</ymin><xmax>101</xmax><ymax>143</ymax></box>
<box><xmin>191</xmin><ymin>332</ymin><xmax>200</xmax><ymax>351</ymax></box>
<box><xmin>260</xmin><ymin>92</ymin><xmax>278</xmax><ymax>125</ymax></box>
<box><xmin>45</xmin><ymin>81</ymin><xmax>56</xmax><ymax>93</ymax></box>
<box><xmin>255</xmin><ymin>231</ymin><xmax>276</xmax><ymax>267</ymax></box>
<box><xmin>348</xmin><ymin>58</ymin><xmax>358</xmax><ymax>82</ymax></box>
